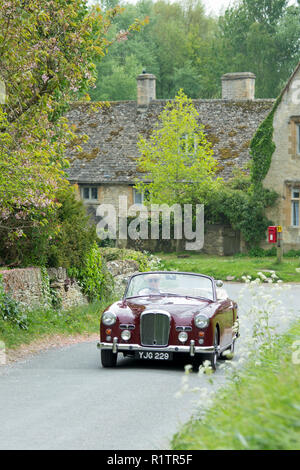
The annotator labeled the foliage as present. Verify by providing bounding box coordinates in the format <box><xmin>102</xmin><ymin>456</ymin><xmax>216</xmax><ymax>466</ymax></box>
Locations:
<box><xmin>205</xmin><ymin>173</ymin><xmax>278</xmax><ymax>248</ymax></box>
<box><xmin>46</xmin><ymin>187</ymin><xmax>97</xmax><ymax>269</ymax></box>
<box><xmin>0</xmin><ymin>275</ymin><xmax>28</xmax><ymax>329</ymax></box>
<box><xmin>91</xmin><ymin>0</ymin><xmax>213</xmax><ymax>100</ymax></box>
<box><xmin>284</xmin><ymin>249</ymin><xmax>300</xmax><ymax>258</ymax></box>
<box><xmin>69</xmin><ymin>243</ymin><xmax>113</xmax><ymax>302</ymax></box>
<box><xmin>248</xmin><ymin>246</ymin><xmax>277</xmax><ymax>257</ymax></box>
<box><xmin>0</xmin><ymin>186</ymin><xmax>97</xmax><ymax>268</ymax></box>
<box><xmin>40</xmin><ymin>266</ymin><xmax>62</xmax><ymax>310</ymax></box>
<box><xmin>0</xmin><ymin>0</ymin><xmax>146</xmax><ymax>265</ymax></box>
<box><xmin>171</xmin><ymin>311</ymin><xmax>300</xmax><ymax>450</ymax></box>
<box><xmin>90</xmin><ymin>0</ymin><xmax>300</xmax><ymax>101</ymax></box>
<box><xmin>0</xmin><ymin>1</ymin><xmax>113</xmax><ymax>239</ymax></box>
<box><xmin>135</xmin><ymin>89</ymin><xmax>219</xmax><ymax>205</ymax></box>
<box><xmin>250</xmin><ymin>97</ymin><xmax>281</xmax><ymax>184</ymax></box>
<box><xmin>0</xmin><ymin>298</ymin><xmax>113</xmax><ymax>350</ymax></box>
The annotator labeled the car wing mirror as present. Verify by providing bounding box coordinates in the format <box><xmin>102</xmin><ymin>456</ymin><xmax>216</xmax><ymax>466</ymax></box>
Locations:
<box><xmin>215</xmin><ymin>280</ymin><xmax>223</xmax><ymax>288</ymax></box>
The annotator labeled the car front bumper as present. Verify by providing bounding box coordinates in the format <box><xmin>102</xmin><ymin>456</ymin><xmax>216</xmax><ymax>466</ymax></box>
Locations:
<box><xmin>97</xmin><ymin>338</ymin><xmax>216</xmax><ymax>357</ymax></box>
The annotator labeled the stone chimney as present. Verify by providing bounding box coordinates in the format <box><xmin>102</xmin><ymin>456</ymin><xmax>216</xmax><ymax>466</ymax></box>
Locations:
<box><xmin>221</xmin><ymin>72</ymin><xmax>256</xmax><ymax>100</ymax></box>
<box><xmin>137</xmin><ymin>70</ymin><xmax>156</xmax><ymax>107</ymax></box>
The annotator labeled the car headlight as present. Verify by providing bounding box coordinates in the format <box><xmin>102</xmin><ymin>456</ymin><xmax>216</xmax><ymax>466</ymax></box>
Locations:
<box><xmin>102</xmin><ymin>311</ymin><xmax>116</xmax><ymax>326</ymax></box>
<box><xmin>195</xmin><ymin>314</ymin><xmax>209</xmax><ymax>329</ymax></box>
<box><xmin>121</xmin><ymin>330</ymin><xmax>131</xmax><ymax>341</ymax></box>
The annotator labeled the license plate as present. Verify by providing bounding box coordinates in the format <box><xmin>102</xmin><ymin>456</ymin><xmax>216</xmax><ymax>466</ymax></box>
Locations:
<box><xmin>135</xmin><ymin>351</ymin><xmax>173</xmax><ymax>361</ymax></box>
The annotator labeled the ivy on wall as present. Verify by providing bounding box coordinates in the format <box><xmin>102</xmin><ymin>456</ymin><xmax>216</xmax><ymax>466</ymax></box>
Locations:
<box><xmin>250</xmin><ymin>96</ymin><xmax>282</xmax><ymax>185</ymax></box>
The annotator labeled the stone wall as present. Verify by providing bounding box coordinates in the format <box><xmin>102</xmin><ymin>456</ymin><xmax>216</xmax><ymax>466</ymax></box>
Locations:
<box><xmin>0</xmin><ymin>267</ymin><xmax>87</xmax><ymax>311</ymax></box>
<box><xmin>106</xmin><ymin>259</ymin><xmax>139</xmax><ymax>296</ymax></box>
<box><xmin>125</xmin><ymin>224</ymin><xmax>240</xmax><ymax>255</ymax></box>
<box><xmin>0</xmin><ymin>268</ymin><xmax>45</xmax><ymax>308</ymax></box>
<box><xmin>47</xmin><ymin>268</ymin><xmax>88</xmax><ymax>310</ymax></box>
<box><xmin>203</xmin><ymin>224</ymin><xmax>241</xmax><ymax>256</ymax></box>
<box><xmin>0</xmin><ymin>260</ymin><xmax>141</xmax><ymax>310</ymax></box>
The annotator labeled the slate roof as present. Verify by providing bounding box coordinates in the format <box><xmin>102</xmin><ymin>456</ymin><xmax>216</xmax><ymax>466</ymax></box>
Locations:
<box><xmin>66</xmin><ymin>98</ymin><xmax>275</xmax><ymax>184</ymax></box>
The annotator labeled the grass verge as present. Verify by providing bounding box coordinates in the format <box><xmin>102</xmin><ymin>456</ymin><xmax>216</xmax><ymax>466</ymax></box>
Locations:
<box><xmin>158</xmin><ymin>252</ymin><xmax>300</xmax><ymax>283</ymax></box>
<box><xmin>0</xmin><ymin>298</ymin><xmax>113</xmax><ymax>350</ymax></box>
<box><xmin>171</xmin><ymin>320</ymin><xmax>300</xmax><ymax>450</ymax></box>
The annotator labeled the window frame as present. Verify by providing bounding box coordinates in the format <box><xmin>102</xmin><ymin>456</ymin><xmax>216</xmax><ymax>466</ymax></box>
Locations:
<box><xmin>133</xmin><ymin>188</ymin><xmax>144</xmax><ymax>205</ymax></box>
<box><xmin>81</xmin><ymin>186</ymin><xmax>98</xmax><ymax>201</ymax></box>
<box><xmin>291</xmin><ymin>187</ymin><xmax>300</xmax><ymax>227</ymax></box>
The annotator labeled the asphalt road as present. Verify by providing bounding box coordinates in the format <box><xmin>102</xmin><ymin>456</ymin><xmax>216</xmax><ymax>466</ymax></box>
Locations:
<box><xmin>0</xmin><ymin>283</ymin><xmax>299</xmax><ymax>450</ymax></box>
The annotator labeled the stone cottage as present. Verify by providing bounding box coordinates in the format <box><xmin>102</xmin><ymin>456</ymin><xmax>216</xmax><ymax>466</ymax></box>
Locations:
<box><xmin>65</xmin><ymin>64</ymin><xmax>300</xmax><ymax>253</ymax></box>
<box><xmin>261</xmin><ymin>62</ymin><xmax>300</xmax><ymax>251</ymax></box>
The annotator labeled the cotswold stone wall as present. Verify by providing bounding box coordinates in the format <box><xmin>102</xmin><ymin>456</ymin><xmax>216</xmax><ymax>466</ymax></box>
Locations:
<box><xmin>0</xmin><ymin>267</ymin><xmax>87</xmax><ymax>311</ymax></box>
<box><xmin>0</xmin><ymin>260</ymin><xmax>141</xmax><ymax>310</ymax></box>
<box><xmin>106</xmin><ymin>259</ymin><xmax>139</xmax><ymax>296</ymax></box>
<box><xmin>0</xmin><ymin>268</ymin><xmax>45</xmax><ymax>308</ymax></box>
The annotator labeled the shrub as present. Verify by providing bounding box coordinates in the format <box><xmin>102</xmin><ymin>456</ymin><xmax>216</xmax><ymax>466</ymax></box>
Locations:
<box><xmin>0</xmin><ymin>186</ymin><xmax>96</xmax><ymax>269</ymax></box>
<box><xmin>46</xmin><ymin>187</ymin><xmax>97</xmax><ymax>269</ymax></box>
<box><xmin>284</xmin><ymin>249</ymin><xmax>300</xmax><ymax>258</ymax></box>
<box><xmin>69</xmin><ymin>243</ymin><xmax>113</xmax><ymax>302</ymax></box>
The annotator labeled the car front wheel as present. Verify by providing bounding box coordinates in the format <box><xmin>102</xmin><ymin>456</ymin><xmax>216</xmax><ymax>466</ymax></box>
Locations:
<box><xmin>101</xmin><ymin>349</ymin><xmax>117</xmax><ymax>367</ymax></box>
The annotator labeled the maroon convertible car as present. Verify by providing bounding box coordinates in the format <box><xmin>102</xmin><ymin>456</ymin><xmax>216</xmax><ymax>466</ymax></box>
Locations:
<box><xmin>97</xmin><ymin>271</ymin><xmax>239</xmax><ymax>369</ymax></box>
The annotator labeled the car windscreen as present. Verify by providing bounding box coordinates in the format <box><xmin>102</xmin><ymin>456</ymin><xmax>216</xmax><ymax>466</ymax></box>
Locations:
<box><xmin>126</xmin><ymin>273</ymin><xmax>214</xmax><ymax>300</ymax></box>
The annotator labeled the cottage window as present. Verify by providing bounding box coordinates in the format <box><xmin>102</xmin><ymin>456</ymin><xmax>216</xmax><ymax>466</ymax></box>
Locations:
<box><xmin>133</xmin><ymin>188</ymin><xmax>144</xmax><ymax>205</ymax></box>
<box><xmin>291</xmin><ymin>188</ymin><xmax>300</xmax><ymax>227</ymax></box>
<box><xmin>81</xmin><ymin>186</ymin><xmax>98</xmax><ymax>201</ymax></box>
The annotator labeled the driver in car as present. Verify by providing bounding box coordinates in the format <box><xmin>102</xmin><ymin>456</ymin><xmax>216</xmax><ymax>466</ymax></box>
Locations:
<box><xmin>139</xmin><ymin>274</ymin><xmax>161</xmax><ymax>295</ymax></box>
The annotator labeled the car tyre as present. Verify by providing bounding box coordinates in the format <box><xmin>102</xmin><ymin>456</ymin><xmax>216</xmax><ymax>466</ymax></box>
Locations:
<box><xmin>101</xmin><ymin>349</ymin><xmax>117</xmax><ymax>367</ymax></box>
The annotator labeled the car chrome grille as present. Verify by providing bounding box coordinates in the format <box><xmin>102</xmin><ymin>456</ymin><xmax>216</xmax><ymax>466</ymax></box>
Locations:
<box><xmin>140</xmin><ymin>312</ymin><xmax>170</xmax><ymax>347</ymax></box>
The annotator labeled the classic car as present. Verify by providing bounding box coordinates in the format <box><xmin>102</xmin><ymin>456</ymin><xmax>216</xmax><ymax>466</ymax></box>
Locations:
<box><xmin>97</xmin><ymin>271</ymin><xmax>239</xmax><ymax>369</ymax></box>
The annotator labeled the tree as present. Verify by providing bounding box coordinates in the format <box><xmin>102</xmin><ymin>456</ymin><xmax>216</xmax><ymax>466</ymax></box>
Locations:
<box><xmin>0</xmin><ymin>0</ymin><xmax>145</xmax><ymax>265</ymax></box>
<box><xmin>212</xmin><ymin>0</ymin><xmax>300</xmax><ymax>98</ymax></box>
<box><xmin>135</xmin><ymin>89</ymin><xmax>219</xmax><ymax>251</ymax></box>
<box><xmin>90</xmin><ymin>0</ymin><xmax>215</xmax><ymax>100</ymax></box>
<box><xmin>135</xmin><ymin>89</ymin><xmax>219</xmax><ymax>205</ymax></box>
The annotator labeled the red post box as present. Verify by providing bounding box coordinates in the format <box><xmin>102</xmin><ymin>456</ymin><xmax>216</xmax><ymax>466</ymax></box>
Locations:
<box><xmin>268</xmin><ymin>226</ymin><xmax>277</xmax><ymax>244</ymax></box>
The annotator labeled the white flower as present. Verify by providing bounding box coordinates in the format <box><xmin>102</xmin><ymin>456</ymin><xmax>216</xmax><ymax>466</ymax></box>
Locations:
<box><xmin>184</xmin><ymin>364</ymin><xmax>193</xmax><ymax>374</ymax></box>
